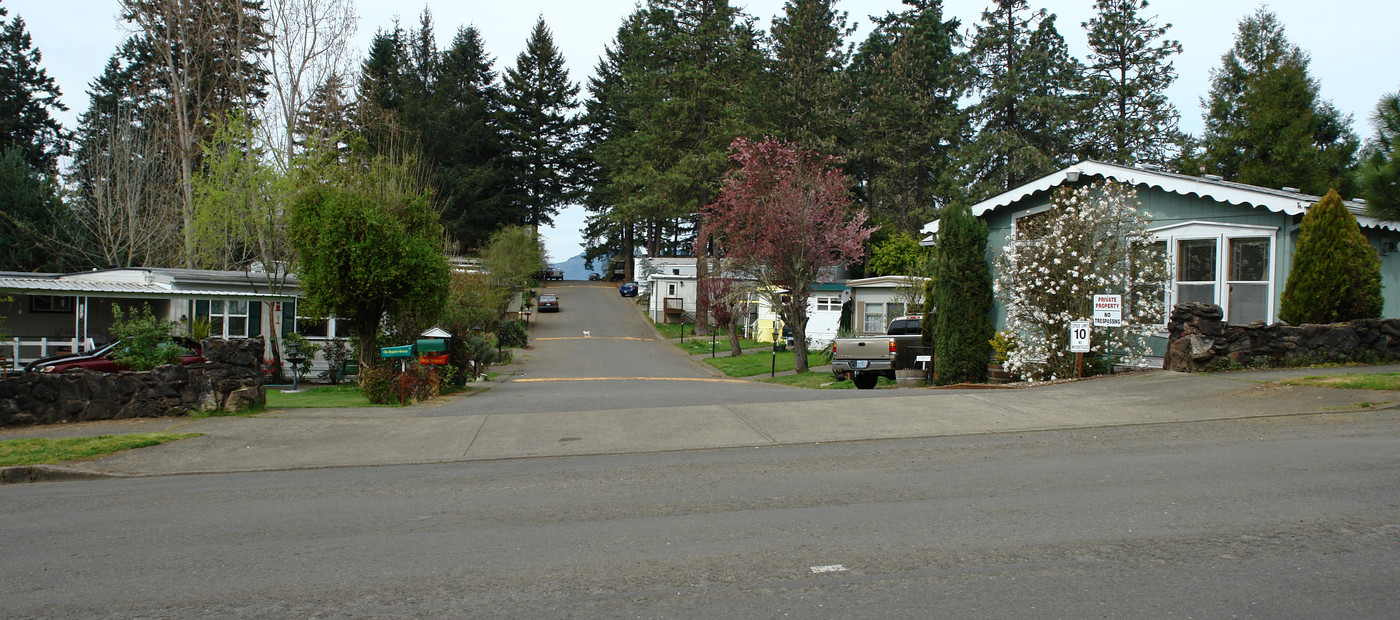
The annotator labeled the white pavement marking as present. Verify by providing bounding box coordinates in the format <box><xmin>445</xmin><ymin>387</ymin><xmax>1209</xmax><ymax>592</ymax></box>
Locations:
<box><xmin>810</xmin><ymin>564</ymin><xmax>848</xmax><ymax>574</ymax></box>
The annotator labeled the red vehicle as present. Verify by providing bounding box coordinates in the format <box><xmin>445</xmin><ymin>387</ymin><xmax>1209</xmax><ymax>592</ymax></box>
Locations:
<box><xmin>24</xmin><ymin>338</ymin><xmax>206</xmax><ymax>373</ymax></box>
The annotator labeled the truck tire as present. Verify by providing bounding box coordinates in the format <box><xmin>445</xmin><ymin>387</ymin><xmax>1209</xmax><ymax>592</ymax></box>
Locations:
<box><xmin>852</xmin><ymin>372</ymin><xmax>878</xmax><ymax>390</ymax></box>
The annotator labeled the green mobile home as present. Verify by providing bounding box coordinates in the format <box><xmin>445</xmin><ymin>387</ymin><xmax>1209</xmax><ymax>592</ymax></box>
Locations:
<box><xmin>934</xmin><ymin>161</ymin><xmax>1400</xmax><ymax>346</ymax></box>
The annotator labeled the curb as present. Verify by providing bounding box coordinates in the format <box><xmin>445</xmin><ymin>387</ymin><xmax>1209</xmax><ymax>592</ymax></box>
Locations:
<box><xmin>1</xmin><ymin>465</ymin><xmax>124</xmax><ymax>484</ymax></box>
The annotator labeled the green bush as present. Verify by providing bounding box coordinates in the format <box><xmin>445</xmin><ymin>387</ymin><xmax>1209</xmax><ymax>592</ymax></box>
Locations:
<box><xmin>930</xmin><ymin>203</ymin><xmax>993</xmax><ymax>385</ymax></box>
<box><xmin>358</xmin><ymin>363</ymin><xmax>444</xmax><ymax>405</ymax></box>
<box><xmin>109</xmin><ymin>305</ymin><xmax>185</xmax><ymax>371</ymax></box>
<box><xmin>359</xmin><ymin>365</ymin><xmax>403</xmax><ymax>405</ymax></box>
<box><xmin>1279</xmin><ymin>190</ymin><xmax>1383</xmax><ymax>324</ymax></box>
<box><xmin>318</xmin><ymin>338</ymin><xmax>352</xmax><ymax>384</ymax></box>
<box><xmin>497</xmin><ymin>320</ymin><xmax>528</xmax><ymax>348</ymax></box>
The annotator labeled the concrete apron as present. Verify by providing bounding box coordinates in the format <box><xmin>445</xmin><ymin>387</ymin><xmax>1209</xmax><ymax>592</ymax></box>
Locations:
<box><xmin>28</xmin><ymin>369</ymin><xmax>1400</xmax><ymax>478</ymax></box>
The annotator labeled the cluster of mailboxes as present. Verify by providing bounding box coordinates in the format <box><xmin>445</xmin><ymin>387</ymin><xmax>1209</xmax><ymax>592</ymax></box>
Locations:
<box><xmin>379</xmin><ymin>339</ymin><xmax>448</xmax><ymax>365</ymax></box>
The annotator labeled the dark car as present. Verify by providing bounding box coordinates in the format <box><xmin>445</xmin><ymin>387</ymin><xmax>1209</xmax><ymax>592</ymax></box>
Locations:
<box><xmin>537</xmin><ymin>293</ymin><xmax>560</xmax><ymax>312</ymax></box>
<box><xmin>588</xmin><ymin>273</ymin><xmax>601</xmax><ymax>281</ymax></box>
<box><xmin>25</xmin><ymin>337</ymin><xmax>206</xmax><ymax>373</ymax></box>
<box><xmin>544</xmin><ymin>268</ymin><xmax>564</xmax><ymax>281</ymax></box>
<box><xmin>619</xmin><ymin>281</ymin><xmax>639</xmax><ymax>297</ymax></box>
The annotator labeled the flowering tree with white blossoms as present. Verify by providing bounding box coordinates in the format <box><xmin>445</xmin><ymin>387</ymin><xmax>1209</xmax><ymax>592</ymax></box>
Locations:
<box><xmin>993</xmin><ymin>179</ymin><xmax>1168</xmax><ymax>381</ymax></box>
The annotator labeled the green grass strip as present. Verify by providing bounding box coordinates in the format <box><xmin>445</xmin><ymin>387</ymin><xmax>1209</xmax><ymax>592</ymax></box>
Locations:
<box><xmin>0</xmin><ymin>433</ymin><xmax>200</xmax><ymax>466</ymax></box>
<box><xmin>705</xmin><ymin>350</ymin><xmax>798</xmax><ymax>377</ymax></box>
<box><xmin>265</xmin><ymin>384</ymin><xmax>386</xmax><ymax>409</ymax></box>
<box><xmin>1281</xmin><ymin>372</ymin><xmax>1400</xmax><ymax>391</ymax></box>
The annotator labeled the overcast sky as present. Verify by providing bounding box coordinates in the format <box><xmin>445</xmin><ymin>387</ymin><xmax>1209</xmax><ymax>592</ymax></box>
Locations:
<box><xmin>7</xmin><ymin>0</ymin><xmax>1398</xmax><ymax>262</ymax></box>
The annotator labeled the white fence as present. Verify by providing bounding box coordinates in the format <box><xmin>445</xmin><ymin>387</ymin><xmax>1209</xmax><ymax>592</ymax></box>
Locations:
<box><xmin>4</xmin><ymin>338</ymin><xmax>98</xmax><ymax>371</ymax></box>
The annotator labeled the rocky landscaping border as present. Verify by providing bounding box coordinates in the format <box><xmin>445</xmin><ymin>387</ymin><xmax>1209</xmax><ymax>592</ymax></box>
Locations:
<box><xmin>1165</xmin><ymin>303</ymin><xmax>1400</xmax><ymax>372</ymax></box>
<box><xmin>0</xmin><ymin>339</ymin><xmax>265</xmax><ymax>427</ymax></box>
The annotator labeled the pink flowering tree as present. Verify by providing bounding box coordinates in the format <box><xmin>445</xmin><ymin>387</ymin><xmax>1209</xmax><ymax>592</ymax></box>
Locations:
<box><xmin>699</xmin><ymin>137</ymin><xmax>876</xmax><ymax>372</ymax></box>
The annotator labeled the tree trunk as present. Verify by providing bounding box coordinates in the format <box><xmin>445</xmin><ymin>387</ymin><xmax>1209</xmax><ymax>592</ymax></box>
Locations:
<box><xmin>727</xmin><ymin>322</ymin><xmax>742</xmax><ymax>357</ymax></box>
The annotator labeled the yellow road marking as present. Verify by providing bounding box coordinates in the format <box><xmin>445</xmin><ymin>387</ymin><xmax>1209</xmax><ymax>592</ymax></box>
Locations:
<box><xmin>534</xmin><ymin>336</ymin><xmax>652</xmax><ymax>341</ymax></box>
<box><xmin>513</xmin><ymin>377</ymin><xmax>750</xmax><ymax>384</ymax></box>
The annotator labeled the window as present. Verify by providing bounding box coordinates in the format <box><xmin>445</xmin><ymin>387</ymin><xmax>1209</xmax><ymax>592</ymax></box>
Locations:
<box><xmin>1176</xmin><ymin>239</ymin><xmax>1217</xmax><ymax>305</ymax></box>
<box><xmin>29</xmin><ymin>295</ymin><xmax>74</xmax><ymax>313</ymax></box>
<box><xmin>194</xmin><ymin>299</ymin><xmax>259</xmax><ymax>338</ymax></box>
<box><xmin>1153</xmin><ymin>222</ymin><xmax>1277</xmax><ymax>326</ymax></box>
<box><xmin>1227</xmin><ymin>237</ymin><xmax>1270</xmax><ymax>325</ymax></box>
<box><xmin>887</xmin><ymin>302</ymin><xmax>906</xmax><ymax>320</ymax></box>
<box><xmin>667</xmin><ymin>283</ymin><xmax>677</xmax><ymax>296</ymax></box>
<box><xmin>863</xmin><ymin>302</ymin><xmax>886</xmax><ymax>333</ymax></box>
<box><xmin>815</xmin><ymin>296</ymin><xmax>840</xmax><ymax>312</ymax></box>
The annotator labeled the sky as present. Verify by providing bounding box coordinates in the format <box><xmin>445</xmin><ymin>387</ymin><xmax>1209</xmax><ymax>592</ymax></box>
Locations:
<box><xmin>7</xmin><ymin>0</ymin><xmax>1399</xmax><ymax>263</ymax></box>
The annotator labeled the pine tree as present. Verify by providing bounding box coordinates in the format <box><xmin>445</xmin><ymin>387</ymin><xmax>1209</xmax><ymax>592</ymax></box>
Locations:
<box><xmin>499</xmin><ymin>16</ymin><xmax>583</xmax><ymax>230</ymax></box>
<box><xmin>1080</xmin><ymin>0</ymin><xmax>1182</xmax><ymax>166</ymax></box>
<box><xmin>0</xmin><ymin>146</ymin><xmax>66</xmax><ymax>271</ymax></box>
<box><xmin>958</xmin><ymin>0</ymin><xmax>1082</xmax><ymax>200</ymax></box>
<box><xmin>767</xmin><ymin>0</ymin><xmax>855</xmax><ymax>153</ymax></box>
<box><xmin>1199</xmin><ymin>7</ymin><xmax>1357</xmax><ymax>196</ymax></box>
<box><xmin>0</xmin><ymin>6</ymin><xmax>68</xmax><ymax>174</ymax></box>
<box><xmin>930</xmin><ymin>202</ymin><xmax>993</xmax><ymax>385</ymax></box>
<box><xmin>431</xmin><ymin>26</ymin><xmax>513</xmax><ymax>251</ymax></box>
<box><xmin>849</xmin><ymin>0</ymin><xmax>965</xmax><ymax>236</ymax></box>
<box><xmin>356</xmin><ymin>22</ymin><xmax>408</xmax><ymax>150</ymax></box>
<box><xmin>1278</xmin><ymin>190</ymin><xmax>1382</xmax><ymax>325</ymax></box>
<box><xmin>1359</xmin><ymin>92</ymin><xmax>1399</xmax><ymax>220</ymax></box>
<box><xmin>293</xmin><ymin>71</ymin><xmax>354</xmax><ymax>156</ymax></box>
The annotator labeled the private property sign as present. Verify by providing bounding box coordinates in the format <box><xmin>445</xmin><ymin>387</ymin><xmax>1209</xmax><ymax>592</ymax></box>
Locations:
<box><xmin>1093</xmin><ymin>294</ymin><xmax>1122</xmax><ymax>327</ymax></box>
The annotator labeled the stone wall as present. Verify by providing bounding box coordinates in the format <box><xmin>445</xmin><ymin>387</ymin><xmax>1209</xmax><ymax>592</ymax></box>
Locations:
<box><xmin>0</xmin><ymin>339</ymin><xmax>265</xmax><ymax>427</ymax></box>
<box><xmin>1165</xmin><ymin>303</ymin><xmax>1400</xmax><ymax>372</ymax></box>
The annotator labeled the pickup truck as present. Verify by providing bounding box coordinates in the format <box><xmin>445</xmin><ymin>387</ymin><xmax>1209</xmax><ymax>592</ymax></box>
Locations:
<box><xmin>830</xmin><ymin>316</ymin><xmax>927</xmax><ymax>389</ymax></box>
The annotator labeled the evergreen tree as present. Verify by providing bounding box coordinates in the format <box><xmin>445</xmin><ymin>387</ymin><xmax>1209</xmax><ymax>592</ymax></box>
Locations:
<box><xmin>1278</xmin><ymin>190</ymin><xmax>1382</xmax><ymax>325</ymax></box>
<box><xmin>292</xmin><ymin>71</ymin><xmax>354</xmax><ymax>157</ymax></box>
<box><xmin>0</xmin><ymin>145</ymin><xmax>66</xmax><ymax>271</ymax></box>
<box><xmin>1198</xmin><ymin>7</ymin><xmax>1357</xmax><ymax>196</ymax></box>
<box><xmin>958</xmin><ymin>0</ymin><xmax>1082</xmax><ymax>201</ymax></box>
<box><xmin>767</xmin><ymin>0</ymin><xmax>855</xmax><ymax>153</ymax></box>
<box><xmin>1080</xmin><ymin>0</ymin><xmax>1182</xmax><ymax>166</ymax></box>
<box><xmin>849</xmin><ymin>0</ymin><xmax>965</xmax><ymax>236</ymax></box>
<box><xmin>432</xmin><ymin>26</ymin><xmax>513</xmax><ymax>251</ymax></box>
<box><xmin>499</xmin><ymin>16</ymin><xmax>582</xmax><ymax>230</ymax></box>
<box><xmin>1359</xmin><ymin>92</ymin><xmax>1399</xmax><ymax>220</ymax></box>
<box><xmin>356</xmin><ymin>22</ymin><xmax>408</xmax><ymax>149</ymax></box>
<box><xmin>0</xmin><ymin>6</ymin><xmax>68</xmax><ymax>174</ymax></box>
<box><xmin>929</xmin><ymin>202</ymin><xmax>993</xmax><ymax>385</ymax></box>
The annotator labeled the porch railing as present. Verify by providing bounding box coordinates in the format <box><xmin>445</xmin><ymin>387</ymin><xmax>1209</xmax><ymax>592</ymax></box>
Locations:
<box><xmin>4</xmin><ymin>338</ymin><xmax>98</xmax><ymax>372</ymax></box>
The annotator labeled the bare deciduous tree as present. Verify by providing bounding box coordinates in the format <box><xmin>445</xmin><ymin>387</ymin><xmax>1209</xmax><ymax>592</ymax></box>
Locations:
<box><xmin>263</xmin><ymin>0</ymin><xmax>358</xmax><ymax>171</ymax></box>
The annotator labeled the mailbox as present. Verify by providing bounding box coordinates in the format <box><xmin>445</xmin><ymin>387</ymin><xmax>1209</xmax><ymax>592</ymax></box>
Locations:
<box><xmin>415</xmin><ymin>339</ymin><xmax>446</xmax><ymax>353</ymax></box>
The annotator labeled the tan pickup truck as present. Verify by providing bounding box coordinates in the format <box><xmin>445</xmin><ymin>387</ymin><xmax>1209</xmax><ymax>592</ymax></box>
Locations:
<box><xmin>830</xmin><ymin>316</ymin><xmax>927</xmax><ymax>389</ymax></box>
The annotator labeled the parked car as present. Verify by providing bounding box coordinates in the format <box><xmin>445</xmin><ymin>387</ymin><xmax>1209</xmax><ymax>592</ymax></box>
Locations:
<box><xmin>588</xmin><ymin>273</ymin><xmax>601</xmax><ymax>281</ymax></box>
<box><xmin>544</xmin><ymin>267</ymin><xmax>564</xmax><ymax>281</ymax></box>
<box><xmin>619</xmin><ymin>281</ymin><xmax>639</xmax><ymax>297</ymax></box>
<box><xmin>829</xmin><ymin>316</ymin><xmax>927</xmax><ymax>389</ymax></box>
<box><xmin>24</xmin><ymin>337</ymin><xmax>206</xmax><ymax>373</ymax></box>
<box><xmin>537</xmin><ymin>293</ymin><xmax>560</xmax><ymax>312</ymax></box>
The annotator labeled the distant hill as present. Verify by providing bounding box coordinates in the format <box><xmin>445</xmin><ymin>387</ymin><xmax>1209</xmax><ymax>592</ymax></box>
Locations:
<box><xmin>550</xmin><ymin>253</ymin><xmax>597</xmax><ymax>281</ymax></box>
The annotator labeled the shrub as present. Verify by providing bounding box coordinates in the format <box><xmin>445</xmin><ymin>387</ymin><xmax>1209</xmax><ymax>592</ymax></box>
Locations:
<box><xmin>497</xmin><ymin>320</ymin><xmax>528</xmax><ymax>348</ymax></box>
<box><xmin>1279</xmin><ymin>189</ymin><xmax>1383</xmax><ymax>324</ymax></box>
<box><xmin>359</xmin><ymin>365</ymin><xmax>403</xmax><ymax>405</ymax></box>
<box><xmin>931</xmin><ymin>202</ymin><xmax>993</xmax><ymax>385</ymax></box>
<box><xmin>109</xmin><ymin>305</ymin><xmax>185</xmax><ymax>371</ymax></box>
<box><xmin>318</xmin><ymin>338</ymin><xmax>352</xmax><ymax>384</ymax></box>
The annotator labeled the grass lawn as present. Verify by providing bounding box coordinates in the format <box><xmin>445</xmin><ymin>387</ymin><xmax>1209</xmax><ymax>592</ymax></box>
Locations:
<box><xmin>265</xmin><ymin>384</ymin><xmax>385</xmax><ymax>408</ymax></box>
<box><xmin>1281</xmin><ymin>372</ymin><xmax>1400</xmax><ymax>391</ymax></box>
<box><xmin>760</xmin><ymin>372</ymin><xmax>898</xmax><ymax>389</ymax></box>
<box><xmin>0</xmin><ymin>433</ymin><xmax>200</xmax><ymax>466</ymax></box>
<box><xmin>705</xmin><ymin>350</ymin><xmax>797</xmax><ymax>377</ymax></box>
<box><xmin>677</xmin><ymin>335</ymin><xmax>766</xmax><ymax>356</ymax></box>
<box><xmin>652</xmin><ymin>321</ymin><xmax>694</xmax><ymax>340</ymax></box>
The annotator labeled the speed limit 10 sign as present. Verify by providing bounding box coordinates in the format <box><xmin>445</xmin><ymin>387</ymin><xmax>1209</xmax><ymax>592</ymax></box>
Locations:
<box><xmin>1069</xmin><ymin>320</ymin><xmax>1091</xmax><ymax>353</ymax></box>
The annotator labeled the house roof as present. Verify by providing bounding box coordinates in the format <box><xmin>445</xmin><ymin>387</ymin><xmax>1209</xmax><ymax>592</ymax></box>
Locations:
<box><xmin>963</xmin><ymin>160</ymin><xmax>1400</xmax><ymax>232</ymax></box>
<box><xmin>846</xmin><ymin>275</ymin><xmax>928</xmax><ymax>288</ymax></box>
<box><xmin>0</xmin><ymin>268</ymin><xmax>298</xmax><ymax>301</ymax></box>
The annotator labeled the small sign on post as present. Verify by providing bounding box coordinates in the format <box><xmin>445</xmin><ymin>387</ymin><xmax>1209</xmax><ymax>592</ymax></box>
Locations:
<box><xmin>1069</xmin><ymin>320</ymin><xmax>1091</xmax><ymax>353</ymax></box>
<box><xmin>1093</xmin><ymin>294</ymin><xmax>1122</xmax><ymax>327</ymax></box>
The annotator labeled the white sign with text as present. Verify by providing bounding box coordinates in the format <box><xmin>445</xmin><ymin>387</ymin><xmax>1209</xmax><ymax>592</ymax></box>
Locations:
<box><xmin>1093</xmin><ymin>294</ymin><xmax>1122</xmax><ymax>327</ymax></box>
<box><xmin>1070</xmin><ymin>320</ymin><xmax>1092</xmax><ymax>353</ymax></box>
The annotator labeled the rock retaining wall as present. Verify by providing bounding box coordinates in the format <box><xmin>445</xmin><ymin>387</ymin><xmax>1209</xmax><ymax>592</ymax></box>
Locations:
<box><xmin>1165</xmin><ymin>303</ymin><xmax>1400</xmax><ymax>372</ymax></box>
<box><xmin>0</xmin><ymin>339</ymin><xmax>265</xmax><ymax>427</ymax></box>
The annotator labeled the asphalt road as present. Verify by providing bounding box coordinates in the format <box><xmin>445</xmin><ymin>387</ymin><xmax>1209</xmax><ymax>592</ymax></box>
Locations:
<box><xmin>3</xmin><ymin>412</ymin><xmax>1398</xmax><ymax>618</ymax></box>
<box><xmin>431</xmin><ymin>281</ymin><xmax>901</xmax><ymax>416</ymax></box>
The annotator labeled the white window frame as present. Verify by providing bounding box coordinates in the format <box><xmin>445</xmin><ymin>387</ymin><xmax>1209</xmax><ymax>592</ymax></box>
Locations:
<box><xmin>1149</xmin><ymin>221</ymin><xmax>1278</xmax><ymax>326</ymax></box>
<box><xmin>815</xmin><ymin>296</ymin><xmax>840</xmax><ymax>313</ymax></box>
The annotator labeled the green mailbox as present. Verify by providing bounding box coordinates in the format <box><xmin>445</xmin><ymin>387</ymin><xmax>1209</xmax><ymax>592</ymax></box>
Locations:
<box><xmin>415</xmin><ymin>339</ymin><xmax>446</xmax><ymax>353</ymax></box>
<box><xmin>380</xmin><ymin>345</ymin><xmax>414</xmax><ymax>358</ymax></box>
